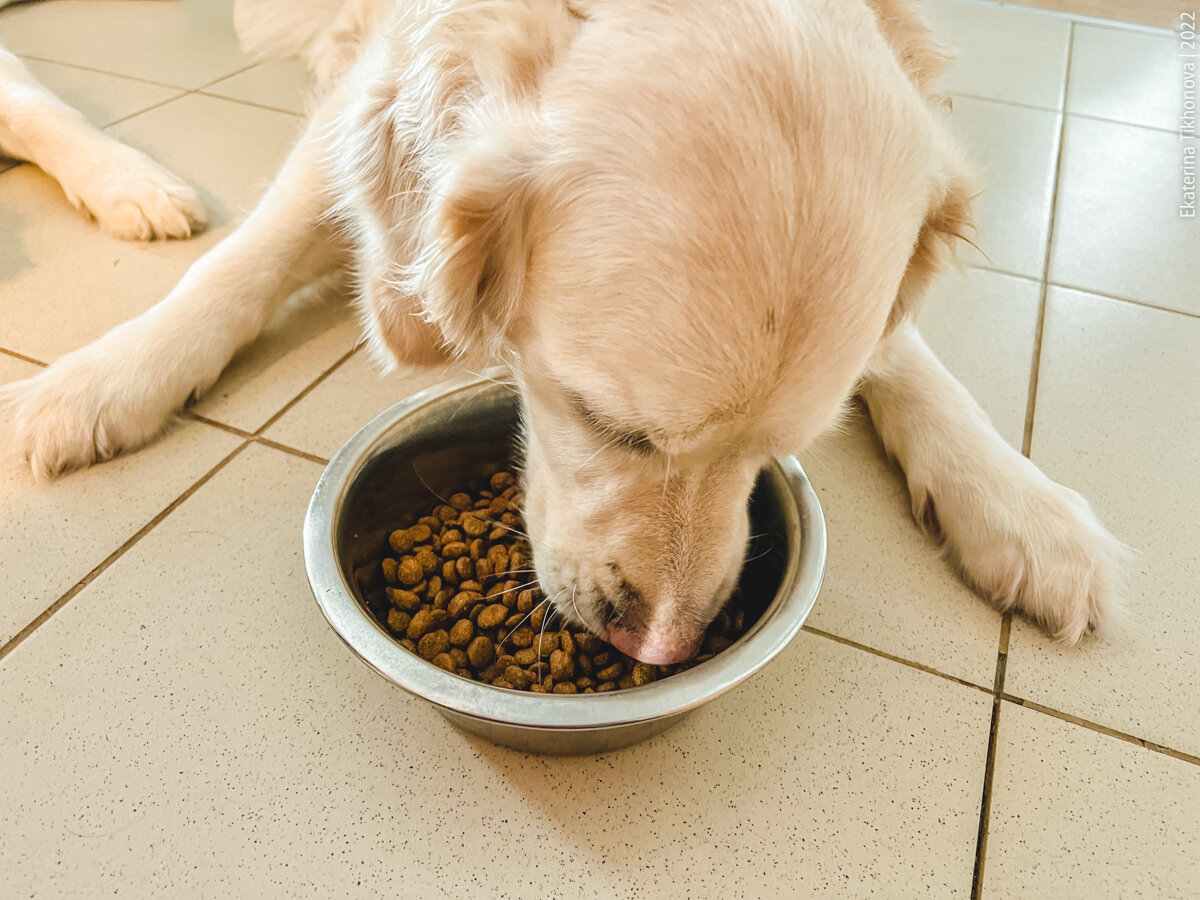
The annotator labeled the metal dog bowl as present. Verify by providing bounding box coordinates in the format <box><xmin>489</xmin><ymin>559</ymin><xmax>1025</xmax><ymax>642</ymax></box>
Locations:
<box><xmin>303</xmin><ymin>370</ymin><xmax>826</xmax><ymax>755</ymax></box>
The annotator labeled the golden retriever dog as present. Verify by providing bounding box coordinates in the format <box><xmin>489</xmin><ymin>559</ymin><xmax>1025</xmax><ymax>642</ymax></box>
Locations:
<box><xmin>0</xmin><ymin>14</ymin><xmax>205</xmax><ymax>239</ymax></box>
<box><xmin>0</xmin><ymin>0</ymin><xmax>1125</xmax><ymax>663</ymax></box>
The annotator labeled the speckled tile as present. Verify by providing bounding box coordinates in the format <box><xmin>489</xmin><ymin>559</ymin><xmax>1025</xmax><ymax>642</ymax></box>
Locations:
<box><xmin>944</xmin><ymin>96</ymin><xmax>1062</xmax><ymax>279</ymax></box>
<box><xmin>0</xmin><ymin>354</ymin><xmax>240</xmax><ymax>647</ymax></box>
<box><xmin>203</xmin><ymin>58</ymin><xmax>312</xmax><ymax>116</ymax></box>
<box><xmin>261</xmin><ymin>349</ymin><xmax>465</xmax><ymax>459</ymax></box>
<box><xmin>0</xmin><ymin>443</ymin><xmax>992</xmax><ymax>897</ymax></box>
<box><xmin>1048</xmin><ymin>116</ymin><xmax>1200</xmax><ymax>316</ymax></box>
<box><xmin>916</xmin><ymin>266</ymin><xmax>1041</xmax><ymax>449</ymax></box>
<box><xmin>0</xmin><ymin>93</ymin><xmax>302</xmax><ymax>362</ymax></box>
<box><xmin>1067</xmin><ymin>24</ymin><xmax>1183</xmax><ymax>132</ymax></box>
<box><xmin>800</xmin><ymin>412</ymin><xmax>1003</xmax><ymax>688</ymax></box>
<box><xmin>190</xmin><ymin>288</ymin><xmax>361</xmax><ymax>434</ymax></box>
<box><xmin>1006</xmin><ymin>288</ymin><xmax>1200</xmax><ymax>756</ymax></box>
<box><xmin>0</xmin><ymin>0</ymin><xmax>250</xmax><ymax>90</ymax></box>
<box><xmin>8</xmin><ymin>59</ymin><xmax>182</xmax><ymax>130</ymax></box>
<box><xmin>984</xmin><ymin>702</ymin><xmax>1200</xmax><ymax>898</ymax></box>
<box><xmin>920</xmin><ymin>0</ymin><xmax>1071</xmax><ymax>110</ymax></box>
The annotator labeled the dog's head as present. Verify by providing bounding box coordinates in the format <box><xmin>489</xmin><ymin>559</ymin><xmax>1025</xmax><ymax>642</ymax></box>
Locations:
<box><xmin>370</xmin><ymin>0</ymin><xmax>972</xmax><ymax>662</ymax></box>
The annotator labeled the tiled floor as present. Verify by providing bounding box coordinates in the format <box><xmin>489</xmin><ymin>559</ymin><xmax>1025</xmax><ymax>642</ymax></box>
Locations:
<box><xmin>1</xmin><ymin>0</ymin><xmax>1196</xmax><ymax>896</ymax></box>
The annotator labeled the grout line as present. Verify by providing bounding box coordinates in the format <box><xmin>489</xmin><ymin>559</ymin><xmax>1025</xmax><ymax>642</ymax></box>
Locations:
<box><xmin>102</xmin><ymin>90</ymin><xmax>192</xmax><ymax>129</ymax></box>
<box><xmin>0</xmin><ymin>347</ymin><xmax>48</xmax><ymax>367</ymax></box>
<box><xmin>1046</xmin><ymin>283</ymin><xmax>1200</xmax><ymax>321</ymax></box>
<box><xmin>1020</xmin><ymin>22</ymin><xmax>1075</xmax><ymax>460</ymax></box>
<box><xmin>952</xmin><ymin>92</ymin><xmax>1062</xmax><ymax>116</ymax></box>
<box><xmin>11</xmin><ymin>54</ymin><xmax>189</xmax><ymax>90</ymax></box>
<box><xmin>0</xmin><ymin>441</ymin><xmax>250</xmax><ymax>665</ymax></box>
<box><xmin>194</xmin><ymin>91</ymin><xmax>306</xmax><ymax>119</ymax></box>
<box><xmin>800</xmin><ymin>626</ymin><xmax>993</xmax><ymax>694</ymax></box>
<box><xmin>192</xmin><ymin>62</ymin><xmax>265</xmax><ymax>92</ymax></box>
<box><xmin>250</xmin><ymin>344</ymin><xmax>362</xmax><ymax>437</ymax></box>
<box><xmin>1000</xmin><ymin>694</ymin><xmax>1200</xmax><ymax>767</ymax></box>
<box><xmin>182</xmin><ymin>412</ymin><xmax>253</xmax><ymax>439</ymax></box>
<box><xmin>953</xmin><ymin>90</ymin><xmax>1181</xmax><ymax>137</ymax></box>
<box><xmin>970</xmin><ymin>613</ymin><xmax>1012</xmax><ymax>900</ymax></box>
<box><xmin>253</xmin><ymin>437</ymin><xmax>329</xmax><ymax>466</ymax></box>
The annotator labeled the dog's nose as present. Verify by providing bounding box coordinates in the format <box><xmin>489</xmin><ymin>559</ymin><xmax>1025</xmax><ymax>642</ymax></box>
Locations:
<box><xmin>606</xmin><ymin>621</ymin><xmax>701</xmax><ymax>665</ymax></box>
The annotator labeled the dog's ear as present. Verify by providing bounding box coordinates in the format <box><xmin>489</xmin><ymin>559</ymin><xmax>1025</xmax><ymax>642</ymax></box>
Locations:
<box><xmin>885</xmin><ymin>164</ymin><xmax>976</xmax><ymax>333</ymax></box>
<box><xmin>413</xmin><ymin>119</ymin><xmax>544</xmax><ymax>358</ymax></box>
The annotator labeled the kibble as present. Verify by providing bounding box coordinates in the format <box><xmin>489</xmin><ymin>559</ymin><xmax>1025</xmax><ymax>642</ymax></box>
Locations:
<box><xmin>373</xmin><ymin>470</ymin><xmax>748</xmax><ymax>692</ymax></box>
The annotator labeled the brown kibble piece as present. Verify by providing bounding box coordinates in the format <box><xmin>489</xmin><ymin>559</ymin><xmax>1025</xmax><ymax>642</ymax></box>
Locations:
<box><xmin>477</xmin><ymin>603</ymin><xmax>508</xmax><ymax>630</ymax></box>
<box><xmin>388</xmin><ymin>530</ymin><xmax>415</xmax><ymax>554</ymax></box>
<box><xmin>431</xmin><ymin>652</ymin><xmax>456</xmax><ymax>672</ymax></box>
<box><xmin>631</xmin><ymin>662</ymin><xmax>657</xmax><ymax>686</ymax></box>
<box><xmin>513</xmin><ymin>648</ymin><xmax>538</xmax><ymax>666</ymax></box>
<box><xmin>386</xmin><ymin>609</ymin><xmax>411</xmax><ymax>634</ymax></box>
<box><xmin>516</xmin><ymin>589</ymin><xmax>534</xmax><ymax>613</ymax></box>
<box><xmin>449</xmin><ymin>618</ymin><xmax>474</xmax><ymax>648</ymax></box>
<box><xmin>461</xmin><ymin>515</ymin><xmax>487</xmax><ymax>537</ymax></box>
<box><xmin>448</xmin><ymin>590</ymin><xmax>483</xmax><ymax>618</ymax></box>
<box><xmin>417</xmin><ymin>629</ymin><xmax>450</xmax><ymax>660</ymax></box>
<box><xmin>559</xmin><ymin>630</ymin><xmax>576</xmax><ymax>656</ymax></box>
<box><xmin>466</xmin><ymin>635</ymin><xmax>495</xmax><ymax>669</ymax></box>
<box><xmin>450</xmin><ymin>492</ymin><xmax>473</xmax><ymax>511</ymax></box>
<box><xmin>450</xmin><ymin>648</ymin><xmax>469</xmax><ymax>667</ymax></box>
<box><xmin>490</xmin><ymin>471</ymin><xmax>516</xmax><ymax>492</ymax></box>
<box><xmin>508</xmin><ymin>626</ymin><xmax>534</xmax><ymax>649</ymax></box>
<box><xmin>442</xmin><ymin>541</ymin><xmax>468</xmax><ymax>559</ymax></box>
<box><xmin>552</xmin><ymin>682</ymin><xmax>577</xmax><ymax>694</ymax></box>
<box><xmin>549</xmin><ymin>649</ymin><xmax>574</xmax><ymax>681</ymax></box>
<box><xmin>386</xmin><ymin>587</ymin><xmax>421</xmax><ymax>612</ymax></box>
<box><xmin>455</xmin><ymin>556</ymin><xmax>474</xmax><ymax>580</ymax></box>
<box><xmin>503</xmin><ymin>666</ymin><xmax>533</xmax><ymax>690</ymax></box>
<box><xmin>381</xmin><ymin>557</ymin><xmax>399</xmax><ymax>583</ymax></box>
<box><xmin>596</xmin><ymin>663</ymin><xmax>623</xmax><ymax>682</ymax></box>
<box><xmin>596</xmin><ymin>681</ymin><xmax>617</xmax><ymax>692</ymax></box>
<box><xmin>397</xmin><ymin>557</ymin><xmax>423</xmax><ymax>586</ymax></box>
<box><xmin>491</xmin><ymin>678</ymin><xmax>514</xmax><ymax>689</ymax></box>
<box><xmin>407</xmin><ymin>608</ymin><xmax>448</xmax><ymax>642</ymax></box>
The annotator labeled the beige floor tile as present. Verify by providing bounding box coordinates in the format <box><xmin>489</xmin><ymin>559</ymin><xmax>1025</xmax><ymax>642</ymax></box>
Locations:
<box><xmin>921</xmin><ymin>0</ymin><xmax>1071</xmax><ymax>109</ymax></box>
<box><xmin>800</xmin><ymin>413</ymin><xmax>1003</xmax><ymax>687</ymax></box>
<box><xmin>1068</xmin><ymin>24</ymin><xmax>1184</xmax><ymax>131</ymax></box>
<box><xmin>203</xmin><ymin>58</ymin><xmax>312</xmax><ymax>116</ymax></box>
<box><xmin>191</xmin><ymin>289</ymin><xmax>361</xmax><ymax>434</ymax></box>
<box><xmin>0</xmin><ymin>0</ymin><xmax>250</xmax><ymax>90</ymax></box>
<box><xmin>1049</xmin><ymin>116</ymin><xmax>1200</xmax><ymax>315</ymax></box>
<box><xmin>985</xmin><ymin>702</ymin><xmax>1200</xmax><ymax>898</ymax></box>
<box><xmin>262</xmin><ymin>349</ymin><xmax>465</xmax><ymax>459</ymax></box>
<box><xmin>16</xmin><ymin>59</ymin><xmax>182</xmax><ymax>127</ymax></box>
<box><xmin>917</xmin><ymin>266</ymin><xmax>1042</xmax><ymax>448</ymax></box>
<box><xmin>945</xmin><ymin>97</ymin><xmax>1062</xmax><ymax>279</ymax></box>
<box><xmin>0</xmin><ymin>354</ymin><xmax>239</xmax><ymax>647</ymax></box>
<box><xmin>1006</xmin><ymin>288</ymin><xmax>1200</xmax><ymax>755</ymax></box>
<box><xmin>0</xmin><ymin>93</ymin><xmax>302</xmax><ymax>362</ymax></box>
<box><xmin>0</xmin><ymin>440</ymin><xmax>991</xmax><ymax>894</ymax></box>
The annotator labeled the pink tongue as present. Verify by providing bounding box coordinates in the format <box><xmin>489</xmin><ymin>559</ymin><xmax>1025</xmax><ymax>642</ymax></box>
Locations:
<box><xmin>606</xmin><ymin>625</ymin><xmax>699</xmax><ymax>665</ymax></box>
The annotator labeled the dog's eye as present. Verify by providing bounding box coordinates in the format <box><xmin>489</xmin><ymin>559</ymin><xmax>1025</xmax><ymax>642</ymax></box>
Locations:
<box><xmin>566</xmin><ymin>392</ymin><xmax>656</xmax><ymax>455</ymax></box>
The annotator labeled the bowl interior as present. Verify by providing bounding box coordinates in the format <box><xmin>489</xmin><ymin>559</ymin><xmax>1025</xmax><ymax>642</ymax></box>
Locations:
<box><xmin>335</xmin><ymin>382</ymin><xmax>792</xmax><ymax>647</ymax></box>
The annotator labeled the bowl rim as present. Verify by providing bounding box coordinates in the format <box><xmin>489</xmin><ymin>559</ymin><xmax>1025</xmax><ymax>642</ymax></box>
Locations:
<box><xmin>303</xmin><ymin>368</ymin><xmax>826</xmax><ymax>731</ymax></box>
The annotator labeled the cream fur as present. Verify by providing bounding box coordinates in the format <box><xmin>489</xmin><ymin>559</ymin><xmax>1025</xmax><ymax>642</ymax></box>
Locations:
<box><xmin>0</xmin><ymin>0</ymin><xmax>1126</xmax><ymax>660</ymax></box>
<box><xmin>0</xmin><ymin>41</ymin><xmax>205</xmax><ymax>239</ymax></box>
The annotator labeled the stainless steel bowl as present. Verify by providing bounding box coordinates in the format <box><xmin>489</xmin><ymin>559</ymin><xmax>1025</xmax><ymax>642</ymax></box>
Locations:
<box><xmin>303</xmin><ymin>370</ymin><xmax>826</xmax><ymax>755</ymax></box>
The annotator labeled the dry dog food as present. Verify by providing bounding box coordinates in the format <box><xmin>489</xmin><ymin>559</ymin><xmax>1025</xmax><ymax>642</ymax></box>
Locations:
<box><xmin>373</xmin><ymin>471</ymin><xmax>747</xmax><ymax>693</ymax></box>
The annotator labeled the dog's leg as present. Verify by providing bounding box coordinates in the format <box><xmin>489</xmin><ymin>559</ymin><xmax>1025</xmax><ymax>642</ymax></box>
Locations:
<box><xmin>0</xmin><ymin>115</ymin><xmax>343</xmax><ymax>479</ymax></box>
<box><xmin>859</xmin><ymin>321</ymin><xmax>1127</xmax><ymax>644</ymax></box>
<box><xmin>0</xmin><ymin>45</ymin><xmax>205</xmax><ymax>239</ymax></box>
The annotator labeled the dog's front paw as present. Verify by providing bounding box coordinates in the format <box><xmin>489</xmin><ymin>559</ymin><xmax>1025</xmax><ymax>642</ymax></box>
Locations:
<box><xmin>0</xmin><ymin>344</ymin><xmax>175</xmax><ymax>480</ymax></box>
<box><xmin>69</xmin><ymin>148</ymin><xmax>207</xmax><ymax>241</ymax></box>
<box><xmin>916</xmin><ymin>462</ymin><xmax>1129</xmax><ymax>644</ymax></box>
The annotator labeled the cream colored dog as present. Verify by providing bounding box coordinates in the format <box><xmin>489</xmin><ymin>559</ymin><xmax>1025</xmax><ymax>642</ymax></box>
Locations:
<box><xmin>0</xmin><ymin>30</ymin><xmax>205</xmax><ymax>239</ymax></box>
<box><xmin>0</xmin><ymin>0</ymin><xmax>1126</xmax><ymax>663</ymax></box>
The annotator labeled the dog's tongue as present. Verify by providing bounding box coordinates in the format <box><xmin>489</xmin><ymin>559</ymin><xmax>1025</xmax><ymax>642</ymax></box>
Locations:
<box><xmin>606</xmin><ymin>624</ymin><xmax>699</xmax><ymax>666</ymax></box>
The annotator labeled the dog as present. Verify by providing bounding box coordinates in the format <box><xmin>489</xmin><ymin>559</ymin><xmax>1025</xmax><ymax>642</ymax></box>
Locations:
<box><xmin>0</xmin><ymin>0</ymin><xmax>1126</xmax><ymax>663</ymax></box>
<box><xmin>0</xmin><ymin>26</ymin><xmax>205</xmax><ymax>239</ymax></box>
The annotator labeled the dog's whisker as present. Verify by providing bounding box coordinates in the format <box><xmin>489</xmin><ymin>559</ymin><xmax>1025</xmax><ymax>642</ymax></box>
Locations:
<box><xmin>497</xmin><ymin>594</ymin><xmax>555</xmax><ymax>650</ymax></box>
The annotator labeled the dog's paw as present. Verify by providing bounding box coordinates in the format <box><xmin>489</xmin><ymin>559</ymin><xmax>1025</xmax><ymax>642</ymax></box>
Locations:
<box><xmin>68</xmin><ymin>148</ymin><xmax>207</xmax><ymax>241</ymax></box>
<box><xmin>915</xmin><ymin>462</ymin><xmax>1129</xmax><ymax>644</ymax></box>
<box><xmin>0</xmin><ymin>344</ymin><xmax>176</xmax><ymax>480</ymax></box>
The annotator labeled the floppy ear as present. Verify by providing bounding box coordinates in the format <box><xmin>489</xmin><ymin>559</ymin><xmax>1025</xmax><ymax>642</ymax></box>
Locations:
<box><xmin>413</xmin><ymin>121</ymin><xmax>543</xmax><ymax>358</ymax></box>
<box><xmin>885</xmin><ymin>164</ymin><xmax>976</xmax><ymax>333</ymax></box>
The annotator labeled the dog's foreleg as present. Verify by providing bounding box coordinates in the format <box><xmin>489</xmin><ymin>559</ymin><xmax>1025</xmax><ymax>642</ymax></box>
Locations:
<box><xmin>859</xmin><ymin>321</ymin><xmax>1127</xmax><ymax>644</ymax></box>
<box><xmin>1</xmin><ymin>114</ymin><xmax>343</xmax><ymax>479</ymax></box>
<box><xmin>0</xmin><ymin>45</ymin><xmax>206</xmax><ymax>239</ymax></box>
